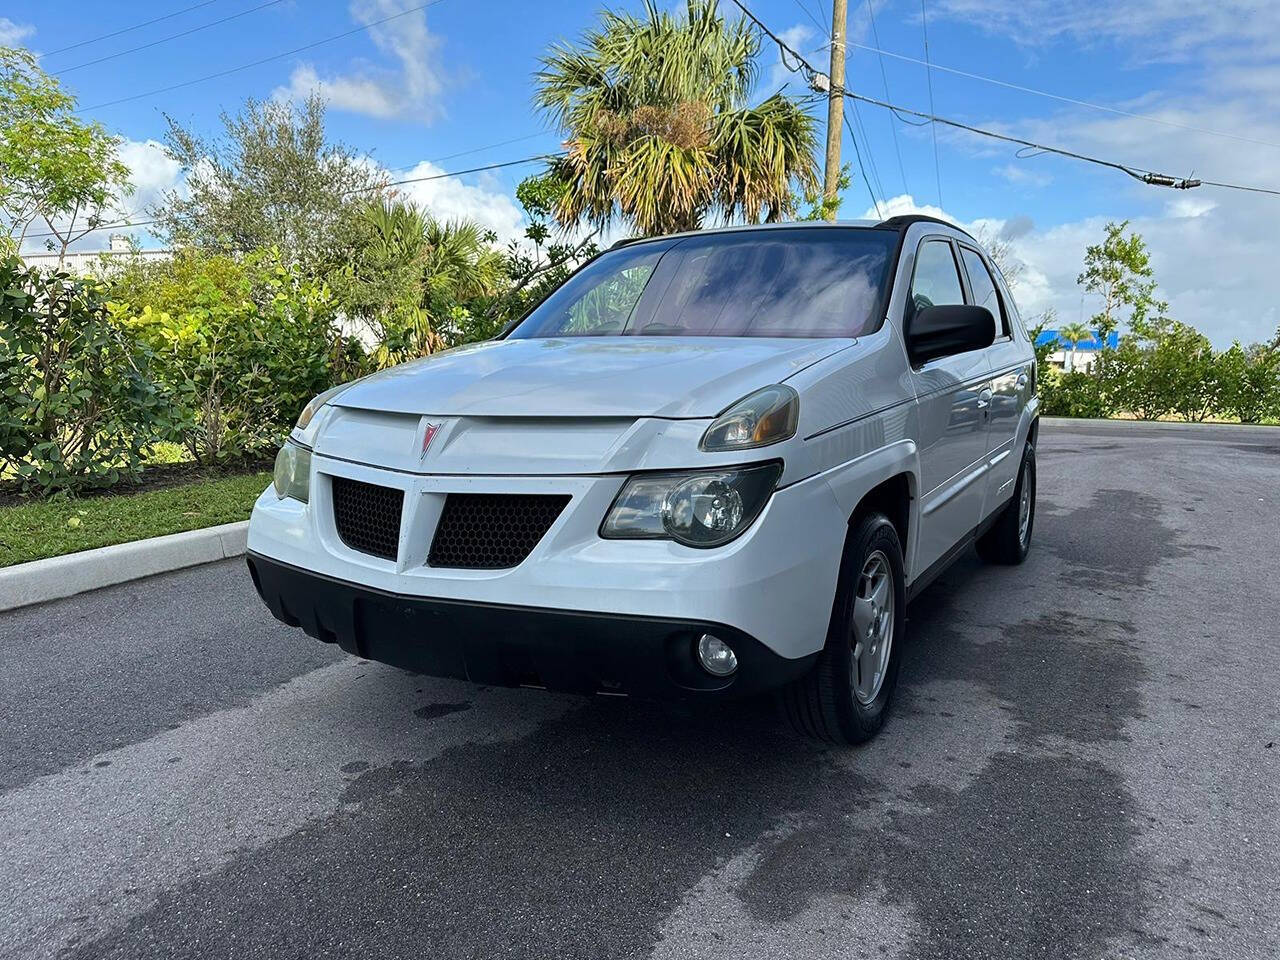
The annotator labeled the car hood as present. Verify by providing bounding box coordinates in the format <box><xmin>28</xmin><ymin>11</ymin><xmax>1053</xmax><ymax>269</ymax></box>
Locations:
<box><xmin>331</xmin><ymin>336</ymin><xmax>854</xmax><ymax>419</ymax></box>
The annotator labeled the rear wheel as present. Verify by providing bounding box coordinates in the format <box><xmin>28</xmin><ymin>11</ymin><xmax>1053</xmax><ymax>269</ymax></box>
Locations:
<box><xmin>976</xmin><ymin>443</ymin><xmax>1036</xmax><ymax>565</ymax></box>
<box><xmin>780</xmin><ymin>512</ymin><xmax>906</xmax><ymax>744</ymax></box>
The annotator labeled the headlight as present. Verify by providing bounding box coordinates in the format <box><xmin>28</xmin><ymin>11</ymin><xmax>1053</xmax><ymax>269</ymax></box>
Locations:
<box><xmin>292</xmin><ymin>383</ymin><xmax>352</xmax><ymax>446</ymax></box>
<box><xmin>273</xmin><ymin>440</ymin><xmax>311</xmax><ymax>502</ymax></box>
<box><xmin>700</xmin><ymin>385</ymin><xmax>799</xmax><ymax>452</ymax></box>
<box><xmin>601</xmin><ymin>462</ymin><xmax>782</xmax><ymax>548</ymax></box>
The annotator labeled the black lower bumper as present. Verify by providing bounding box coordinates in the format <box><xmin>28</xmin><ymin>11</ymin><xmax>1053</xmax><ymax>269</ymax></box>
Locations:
<box><xmin>246</xmin><ymin>554</ymin><xmax>816</xmax><ymax>700</ymax></box>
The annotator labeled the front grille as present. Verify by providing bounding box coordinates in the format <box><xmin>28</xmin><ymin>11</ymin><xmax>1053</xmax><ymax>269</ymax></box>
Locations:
<box><xmin>428</xmin><ymin>493</ymin><xmax>571</xmax><ymax>569</ymax></box>
<box><xmin>331</xmin><ymin>476</ymin><xmax>404</xmax><ymax>561</ymax></box>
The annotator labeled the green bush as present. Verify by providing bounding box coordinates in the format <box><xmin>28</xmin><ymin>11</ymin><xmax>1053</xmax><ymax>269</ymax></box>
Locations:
<box><xmin>1039</xmin><ymin>368</ymin><xmax>1111</xmax><ymax>419</ymax></box>
<box><xmin>1217</xmin><ymin>342</ymin><xmax>1280</xmax><ymax>424</ymax></box>
<box><xmin>0</xmin><ymin>256</ymin><xmax>175</xmax><ymax>494</ymax></box>
<box><xmin>109</xmin><ymin>248</ymin><xmax>367</xmax><ymax>462</ymax></box>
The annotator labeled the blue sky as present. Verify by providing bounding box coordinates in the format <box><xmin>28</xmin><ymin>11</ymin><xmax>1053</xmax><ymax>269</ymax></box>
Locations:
<box><xmin>4</xmin><ymin>0</ymin><xmax>1278</xmax><ymax>345</ymax></box>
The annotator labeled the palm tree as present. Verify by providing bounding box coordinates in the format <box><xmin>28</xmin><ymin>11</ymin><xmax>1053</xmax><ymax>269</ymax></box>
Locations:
<box><xmin>1058</xmin><ymin>321</ymin><xmax>1092</xmax><ymax>373</ymax></box>
<box><xmin>534</xmin><ymin>0</ymin><xmax>820</xmax><ymax>236</ymax></box>
<box><xmin>337</xmin><ymin>199</ymin><xmax>506</xmax><ymax>364</ymax></box>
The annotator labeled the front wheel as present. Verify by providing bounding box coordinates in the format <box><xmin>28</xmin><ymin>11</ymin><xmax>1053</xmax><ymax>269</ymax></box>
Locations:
<box><xmin>780</xmin><ymin>512</ymin><xmax>906</xmax><ymax>744</ymax></box>
<box><xmin>976</xmin><ymin>443</ymin><xmax>1036</xmax><ymax>565</ymax></box>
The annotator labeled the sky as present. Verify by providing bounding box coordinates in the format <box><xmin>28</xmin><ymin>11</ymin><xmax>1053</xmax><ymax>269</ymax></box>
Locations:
<box><xmin>4</xmin><ymin>0</ymin><xmax>1279</xmax><ymax>346</ymax></box>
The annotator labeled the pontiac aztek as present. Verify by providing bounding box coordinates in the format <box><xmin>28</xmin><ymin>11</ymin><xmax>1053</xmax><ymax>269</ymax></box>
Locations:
<box><xmin>247</xmin><ymin>215</ymin><xmax>1038</xmax><ymax>743</ymax></box>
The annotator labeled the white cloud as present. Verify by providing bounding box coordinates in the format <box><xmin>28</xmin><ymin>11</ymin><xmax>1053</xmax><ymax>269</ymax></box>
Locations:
<box><xmin>930</xmin><ymin>0</ymin><xmax>1280</xmax><ymax>64</ymax></box>
<box><xmin>767</xmin><ymin>24</ymin><xmax>815</xmax><ymax>91</ymax></box>
<box><xmin>276</xmin><ymin>65</ymin><xmax>403</xmax><ymax>119</ymax></box>
<box><xmin>858</xmin><ymin>188</ymin><xmax>1277</xmax><ymax>349</ymax></box>
<box><xmin>0</xmin><ymin>17</ymin><xmax>34</xmax><ymax>47</ymax></box>
<box><xmin>114</xmin><ymin>139</ymin><xmax>184</xmax><ymax>217</ymax></box>
<box><xmin>389</xmin><ymin>161</ymin><xmax>525</xmax><ymax>243</ymax></box>
<box><xmin>993</xmin><ymin>163</ymin><xmax>1051</xmax><ymax>188</ymax></box>
<box><xmin>274</xmin><ymin>0</ymin><xmax>445</xmax><ymax>121</ymax></box>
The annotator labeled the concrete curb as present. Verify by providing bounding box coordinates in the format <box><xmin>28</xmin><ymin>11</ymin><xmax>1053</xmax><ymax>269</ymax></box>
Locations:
<box><xmin>0</xmin><ymin>520</ymin><xmax>249</xmax><ymax>612</ymax></box>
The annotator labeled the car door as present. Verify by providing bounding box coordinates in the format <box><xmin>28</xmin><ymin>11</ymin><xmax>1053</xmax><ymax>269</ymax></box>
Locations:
<box><xmin>957</xmin><ymin>244</ymin><xmax>1029</xmax><ymax>520</ymax></box>
<box><xmin>905</xmin><ymin>237</ymin><xmax>994</xmax><ymax>576</ymax></box>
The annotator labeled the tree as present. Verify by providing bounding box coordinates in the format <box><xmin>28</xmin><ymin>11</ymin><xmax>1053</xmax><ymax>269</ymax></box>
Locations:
<box><xmin>1057</xmin><ymin>321</ymin><xmax>1092</xmax><ymax>373</ymax></box>
<box><xmin>972</xmin><ymin>224</ymin><xmax>1024</xmax><ymax>291</ymax></box>
<box><xmin>1</xmin><ymin>47</ymin><xmax>132</xmax><ymax>263</ymax></box>
<box><xmin>327</xmin><ymin>197</ymin><xmax>507</xmax><ymax>364</ymax></box>
<box><xmin>1077</xmin><ymin>220</ymin><xmax>1162</xmax><ymax>348</ymax></box>
<box><xmin>534</xmin><ymin>0</ymin><xmax>819</xmax><ymax>236</ymax></box>
<box><xmin>151</xmin><ymin>94</ymin><xmax>383</xmax><ymax>264</ymax></box>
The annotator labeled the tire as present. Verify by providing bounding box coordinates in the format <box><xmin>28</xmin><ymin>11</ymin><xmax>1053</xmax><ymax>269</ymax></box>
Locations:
<box><xmin>780</xmin><ymin>512</ymin><xmax>907</xmax><ymax>745</ymax></box>
<box><xmin>976</xmin><ymin>443</ymin><xmax>1036</xmax><ymax>565</ymax></box>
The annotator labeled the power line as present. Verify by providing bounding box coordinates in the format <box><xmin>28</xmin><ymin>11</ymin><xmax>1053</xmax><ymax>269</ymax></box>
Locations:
<box><xmin>36</xmin><ymin>2</ymin><xmax>224</xmax><ymax>59</ymax></box>
<box><xmin>730</xmin><ymin>0</ymin><xmax>884</xmax><ymax>213</ymax></box>
<box><xmin>730</xmin><ymin>0</ymin><xmax>1280</xmax><ymax>198</ymax></box>
<box><xmin>54</xmin><ymin>0</ymin><xmax>288</xmax><ymax>77</ymax></box>
<box><xmin>919</xmin><ymin>0</ymin><xmax>943</xmax><ymax>207</ymax></box>
<box><xmin>845</xmin><ymin>40</ymin><xmax>1280</xmax><ymax>150</ymax></box>
<box><xmin>793</xmin><ymin>0</ymin><xmax>888</xmax><ymax>206</ymax></box>
<box><xmin>843</xmin><ymin>107</ymin><xmax>883</xmax><ymax>217</ymax></box>
<box><xmin>347</xmin><ymin>153</ymin><xmax>564</xmax><ymax>196</ymax></box>
<box><xmin>77</xmin><ymin>0</ymin><xmax>449</xmax><ymax>113</ymax></box>
<box><xmin>864</xmin><ymin>0</ymin><xmax>910</xmax><ymax>193</ymax></box>
<box><xmin>18</xmin><ymin>152</ymin><xmax>563</xmax><ymax>241</ymax></box>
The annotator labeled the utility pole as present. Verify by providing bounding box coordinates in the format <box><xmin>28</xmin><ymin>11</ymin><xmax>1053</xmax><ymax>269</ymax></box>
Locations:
<box><xmin>822</xmin><ymin>0</ymin><xmax>848</xmax><ymax>221</ymax></box>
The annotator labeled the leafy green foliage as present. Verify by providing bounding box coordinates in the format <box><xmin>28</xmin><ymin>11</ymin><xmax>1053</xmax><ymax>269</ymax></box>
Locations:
<box><xmin>150</xmin><ymin>94</ymin><xmax>382</xmax><ymax>263</ymax></box>
<box><xmin>1039</xmin><ymin>368</ymin><xmax>1111</xmax><ymax>419</ymax></box>
<box><xmin>324</xmin><ymin>198</ymin><xmax>507</xmax><ymax>366</ymax></box>
<box><xmin>0</xmin><ymin>256</ymin><xmax>173</xmax><ymax>494</ymax></box>
<box><xmin>1</xmin><ymin>47</ymin><xmax>131</xmax><ymax>257</ymax></box>
<box><xmin>1076</xmin><ymin>220</ymin><xmax>1162</xmax><ymax>348</ymax></box>
<box><xmin>534</xmin><ymin>0</ymin><xmax>819</xmax><ymax>235</ymax></box>
<box><xmin>109</xmin><ymin>248</ymin><xmax>365</xmax><ymax>462</ymax></box>
<box><xmin>1216</xmin><ymin>342</ymin><xmax>1280</xmax><ymax>424</ymax></box>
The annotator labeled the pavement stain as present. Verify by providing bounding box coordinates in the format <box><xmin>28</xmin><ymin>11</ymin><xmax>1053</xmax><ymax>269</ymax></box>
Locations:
<box><xmin>413</xmin><ymin>701</ymin><xmax>471</xmax><ymax>721</ymax></box>
<box><xmin>1040</xmin><ymin>488</ymin><xmax>1193</xmax><ymax>588</ymax></box>
<box><xmin>61</xmin><ymin>698</ymin><xmax>841</xmax><ymax>960</ymax></box>
<box><xmin>733</xmin><ymin>600</ymin><xmax>1151</xmax><ymax>960</ymax></box>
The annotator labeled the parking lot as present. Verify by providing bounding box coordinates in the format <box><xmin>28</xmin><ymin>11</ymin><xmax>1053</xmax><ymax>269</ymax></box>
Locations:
<box><xmin>1</xmin><ymin>418</ymin><xmax>1276</xmax><ymax>960</ymax></box>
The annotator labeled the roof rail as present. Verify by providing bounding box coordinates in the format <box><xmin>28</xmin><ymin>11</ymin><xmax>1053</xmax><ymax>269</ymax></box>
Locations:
<box><xmin>876</xmin><ymin>214</ymin><xmax>977</xmax><ymax>241</ymax></box>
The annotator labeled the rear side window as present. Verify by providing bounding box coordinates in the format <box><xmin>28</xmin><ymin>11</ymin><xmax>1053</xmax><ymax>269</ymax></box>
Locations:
<box><xmin>909</xmin><ymin>240</ymin><xmax>965</xmax><ymax>318</ymax></box>
<box><xmin>960</xmin><ymin>247</ymin><xmax>1009</xmax><ymax>337</ymax></box>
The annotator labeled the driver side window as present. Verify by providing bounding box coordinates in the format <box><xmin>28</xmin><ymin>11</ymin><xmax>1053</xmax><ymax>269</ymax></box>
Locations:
<box><xmin>562</xmin><ymin>262</ymin><xmax>655</xmax><ymax>334</ymax></box>
<box><xmin>909</xmin><ymin>240</ymin><xmax>965</xmax><ymax>319</ymax></box>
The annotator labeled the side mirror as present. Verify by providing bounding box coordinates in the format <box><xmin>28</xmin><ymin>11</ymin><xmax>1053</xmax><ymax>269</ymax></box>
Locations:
<box><xmin>907</xmin><ymin>304</ymin><xmax>996</xmax><ymax>365</ymax></box>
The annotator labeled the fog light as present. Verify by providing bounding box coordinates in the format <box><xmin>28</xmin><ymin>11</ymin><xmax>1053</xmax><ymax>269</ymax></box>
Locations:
<box><xmin>696</xmin><ymin>634</ymin><xmax>738</xmax><ymax>677</ymax></box>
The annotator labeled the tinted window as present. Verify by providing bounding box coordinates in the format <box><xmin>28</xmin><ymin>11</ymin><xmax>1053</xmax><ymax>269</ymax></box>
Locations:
<box><xmin>510</xmin><ymin>228</ymin><xmax>897</xmax><ymax>339</ymax></box>
<box><xmin>909</xmin><ymin>240</ymin><xmax>965</xmax><ymax>317</ymax></box>
<box><xmin>960</xmin><ymin>247</ymin><xmax>1008</xmax><ymax>336</ymax></box>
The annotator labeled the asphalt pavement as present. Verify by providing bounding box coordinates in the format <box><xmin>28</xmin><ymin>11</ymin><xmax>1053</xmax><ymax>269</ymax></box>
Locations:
<box><xmin>1</xmin><ymin>418</ymin><xmax>1277</xmax><ymax>960</ymax></box>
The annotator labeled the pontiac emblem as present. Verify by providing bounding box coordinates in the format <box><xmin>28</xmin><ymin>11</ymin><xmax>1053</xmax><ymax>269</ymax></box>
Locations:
<box><xmin>420</xmin><ymin>421</ymin><xmax>440</xmax><ymax>460</ymax></box>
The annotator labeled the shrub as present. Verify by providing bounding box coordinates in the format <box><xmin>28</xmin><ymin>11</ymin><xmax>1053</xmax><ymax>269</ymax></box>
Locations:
<box><xmin>110</xmin><ymin>248</ymin><xmax>367</xmax><ymax>462</ymax></box>
<box><xmin>1040</xmin><ymin>367</ymin><xmax>1111</xmax><ymax>419</ymax></box>
<box><xmin>1216</xmin><ymin>342</ymin><xmax>1280</xmax><ymax>424</ymax></box>
<box><xmin>0</xmin><ymin>256</ymin><xmax>174</xmax><ymax>494</ymax></box>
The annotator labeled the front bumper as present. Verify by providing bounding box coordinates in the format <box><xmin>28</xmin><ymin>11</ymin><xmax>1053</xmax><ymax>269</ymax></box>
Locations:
<box><xmin>247</xmin><ymin>553</ymin><xmax>818</xmax><ymax>699</ymax></box>
<box><xmin>247</xmin><ymin>454</ymin><xmax>850</xmax><ymax>660</ymax></box>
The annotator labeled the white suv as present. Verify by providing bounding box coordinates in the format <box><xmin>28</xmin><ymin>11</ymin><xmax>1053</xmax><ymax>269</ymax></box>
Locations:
<box><xmin>248</xmin><ymin>216</ymin><xmax>1038</xmax><ymax>744</ymax></box>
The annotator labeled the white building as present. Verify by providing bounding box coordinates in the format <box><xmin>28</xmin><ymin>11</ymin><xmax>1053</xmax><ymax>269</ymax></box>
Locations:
<box><xmin>21</xmin><ymin>233</ymin><xmax>170</xmax><ymax>275</ymax></box>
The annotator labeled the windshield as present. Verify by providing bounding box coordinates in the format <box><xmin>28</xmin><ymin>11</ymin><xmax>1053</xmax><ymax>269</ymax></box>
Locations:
<box><xmin>509</xmin><ymin>227</ymin><xmax>898</xmax><ymax>339</ymax></box>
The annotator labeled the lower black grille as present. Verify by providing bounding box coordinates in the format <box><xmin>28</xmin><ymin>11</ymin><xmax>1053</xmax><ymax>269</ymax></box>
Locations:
<box><xmin>331</xmin><ymin>476</ymin><xmax>404</xmax><ymax>561</ymax></box>
<box><xmin>428</xmin><ymin>493</ymin><xmax>571</xmax><ymax>569</ymax></box>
